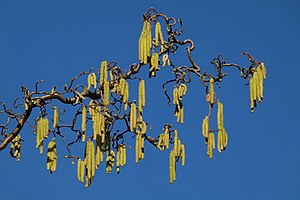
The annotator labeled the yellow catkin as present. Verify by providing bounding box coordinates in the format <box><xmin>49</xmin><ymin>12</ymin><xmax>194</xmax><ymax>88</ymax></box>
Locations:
<box><xmin>100</xmin><ymin>61</ymin><xmax>108</xmax><ymax>86</ymax></box>
<box><xmin>53</xmin><ymin>107</ymin><xmax>58</xmax><ymax>128</ymax></box>
<box><xmin>135</xmin><ymin>134</ymin><xmax>140</xmax><ymax>163</ymax></box>
<box><xmin>222</xmin><ymin>127</ymin><xmax>228</xmax><ymax>148</ymax></box>
<box><xmin>118</xmin><ymin>78</ymin><xmax>126</xmax><ymax>96</ymax></box>
<box><xmin>253</xmin><ymin>72</ymin><xmax>257</xmax><ymax>104</ymax></box>
<box><xmin>88</xmin><ymin>73</ymin><xmax>97</xmax><ymax>89</ymax></box>
<box><xmin>158</xmin><ymin>22</ymin><xmax>165</xmax><ymax>52</ymax></box>
<box><xmin>87</xmin><ymin>73</ymin><xmax>91</xmax><ymax>90</ymax></box>
<box><xmin>36</xmin><ymin>118</ymin><xmax>42</xmax><ymax>149</ymax></box>
<box><xmin>217</xmin><ymin>102</ymin><xmax>224</xmax><ymax>129</ymax></box>
<box><xmin>43</xmin><ymin>118</ymin><xmax>49</xmax><ymax>139</ymax></box>
<box><xmin>173</xmin><ymin>87</ymin><xmax>179</xmax><ymax>105</ymax></box>
<box><xmin>149</xmin><ymin>53</ymin><xmax>160</xmax><ymax>77</ymax></box>
<box><xmin>169</xmin><ymin>150</ymin><xmax>174</xmax><ymax>184</ymax></box>
<box><xmin>138</xmin><ymin>21</ymin><xmax>146</xmax><ymax>63</ymax></box>
<box><xmin>130</xmin><ymin>103</ymin><xmax>137</xmax><ymax>132</ymax></box>
<box><xmin>217</xmin><ymin>131</ymin><xmax>222</xmax><ymax>153</ymax></box>
<box><xmin>140</xmin><ymin>134</ymin><xmax>144</xmax><ymax>159</ymax></box>
<box><xmin>95</xmin><ymin>136</ymin><xmax>101</xmax><ymax>169</ymax></box>
<box><xmin>154</xmin><ymin>22</ymin><xmax>161</xmax><ymax>47</ymax></box>
<box><xmin>91</xmin><ymin>142</ymin><xmax>95</xmax><ymax>178</ymax></box>
<box><xmin>11</xmin><ymin>135</ymin><xmax>21</xmax><ymax>161</ymax></box>
<box><xmin>116</xmin><ymin>147</ymin><xmax>121</xmax><ymax>174</ymax></box>
<box><xmin>209</xmin><ymin>77</ymin><xmax>215</xmax><ymax>104</ymax></box>
<box><xmin>176</xmin><ymin>104</ymin><xmax>181</xmax><ymax>123</ymax></box>
<box><xmin>77</xmin><ymin>158</ymin><xmax>83</xmax><ymax>182</ymax></box>
<box><xmin>146</xmin><ymin>21</ymin><xmax>152</xmax><ymax>58</ymax></box>
<box><xmin>84</xmin><ymin>141</ymin><xmax>95</xmax><ymax>183</ymax></box>
<box><xmin>157</xmin><ymin>134</ymin><xmax>163</xmax><ymax>151</ymax></box>
<box><xmin>81</xmin><ymin>106</ymin><xmax>86</xmax><ymax>142</ymax></box>
<box><xmin>174</xmin><ymin>130</ymin><xmax>179</xmax><ymax>156</ymax></box>
<box><xmin>177</xmin><ymin>139</ymin><xmax>181</xmax><ymax>157</ymax></box>
<box><xmin>80</xmin><ymin>159</ymin><xmax>84</xmax><ymax>183</ymax></box>
<box><xmin>207</xmin><ymin>132</ymin><xmax>215</xmax><ymax>159</ymax></box>
<box><xmin>138</xmin><ymin>80</ymin><xmax>146</xmax><ymax>113</ymax></box>
<box><xmin>202</xmin><ymin>116</ymin><xmax>209</xmax><ymax>139</ymax></box>
<box><xmin>106</xmin><ymin>150</ymin><xmax>115</xmax><ymax>174</ymax></box>
<box><xmin>46</xmin><ymin>138</ymin><xmax>57</xmax><ymax>173</ymax></box>
<box><xmin>256</xmin><ymin>66</ymin><xmax>264</xmax><ymax>100</ymax></box>
<box><xmin>253</xmin><ymin>71</ymin><xmax>261</xmax><ymax>102</ymax></box>
<box><xmin>124</xmin><ymin>82</ymin><xmax>129</xmax><ymax>110</ymax></box>
<box><xmin>121</xmin><ymin>145</ymin><xmax>126</xmax><ymax>166</ymax></box>
<box><xmin>103</xmin><ymin>81</ymin><xmax>110</xmax><ymax>106</ymax></box>
<box><xmin>249</xmin><ymin>77</ymin><xmax>254</xmax><ymax>112</ymax></box>
<box><xmin>260</xmin><ymin>62</ymin><xmax>267</xmax><ymax>80</ymax></box>
<box><xmin>93</xmin><ymin>111</ymin><xmax>99</xmax><ymax>140</ymax></box>
<box><xmin>138</xmin><ymin>21</ymin><xmax>151</xmax><ymax>64</ymax></box>
<box><xmin>180</xmin><ymin>106</ymin><xmax>184</xmax><ymax>124</ymax></box>
<box><xmin>163</xmin><ymin>126</ymin><xmax>170</xmax><ymax>149</ymax></box>
<box><xmin>181</xmin><ymin>144</ymin><xmax>185</xmax><ymax>166</ymax></box>
<box><xmin>89</xmin><ymin>100</ymin><xmax>95</xmax><ymax>120</ymax></box>
<box><xmin>172</xmin><ymin>150</ymin><xmax>176</xmax><ymax>182</ymax></box>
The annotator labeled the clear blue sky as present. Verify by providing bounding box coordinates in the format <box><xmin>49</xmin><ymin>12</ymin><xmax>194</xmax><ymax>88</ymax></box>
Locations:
<box><xmin>0</xmin><ymin>0</ymin><xmax>299</xmax><ymax>200</ymax></box>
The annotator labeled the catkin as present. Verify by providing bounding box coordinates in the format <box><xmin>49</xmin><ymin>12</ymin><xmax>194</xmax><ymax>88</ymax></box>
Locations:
<box><xmin>36</xmin><ymin>117</ymin><xmax>49</xmax><ymax>154</ymax></box>
<box><xmin>149</xmin><ymin>53</ymin><xmax>160</xmax><ymax>77</ymax></box>
<box><xmin>217</xmin><ymin>102</ymin><xmax>224</xmax><ymax>129</ymax></box>
<box><xmin>130</xmin><ymin>103</ymin><xmax>137</xmax><ymax>132</ymax></box>
<box><xmin>256</xmin><ymin>66</ymin><xmax>264</xmax><ymax>101</ymax></box>
<box><xmin>43</xmin><ymin>118</ymin><xmax>49</xmax><ymax>139</ymax></box>
<box><xmin>11</xmin><ymin>135</ymin><xmax>21</xmax><ymax>161</ymax></box>
<box><xmin>174</xmin><ymin>130</ymin><xmax>179</xmax><ymax>156</ymax></box>
<box><xmin>116</xmin><ymin>147</ymin><xmax>121</xmax><ymax>174</ymax></box>
<box><xmin>138</xmin><ymin>80</ymin><xmax>146</xmax><ymax>112</ymax></box>
<box><xmin>100</xmin><ymin>61</ymin><xmax>108</xmax><ymax>86</ymax></box>
<box><xmin>253</xmin><ymin>71</ymin><xmax>261</xmax><ymax>102</ymax></box>
<box><xmin>84</xmin><ymin>141</ymin><xmax>95</xmax><ymax>185</ymax></box>
<box><xmin>53</xmin><ymin>107</ymin><xmax>58</xmax><ymax>128</ymax></box>
<box><xmin>118</xmin><ymin>78</ymin><xmax>126</xmax><ymax>96</ymax></box>
<box><xmin>77</xmin><ymin>159</ymin><xmax>85</xmax><ymax>183</ymax></box>
<box><xmin>202</xmin><ymin>116</ymin><xmax>209</xmax><ymax>139</ymax></box>
<box><xmin>179</xmin><ymin>83</ymin><xmax>187</xmax><ymax>96</ymax></box>
<box><xmin>180</xmin><ymin>106</ymin><xmax>184</xmax><ymax>124</ymax></box>
<box><xmin>207</xmin><ymin>132</ymin><xmax>214</xmax><ymax>159</ymax></box>
<box><xmin>154</xmin><ymin>22</ymin><xmax>162</xmax><ymax>47</ymax></box>
<box><xmin>87</xmin><ymin>73</ymin><xmax>97</xmax><ymax>89</ymax></box>
<box><xmin>121</xmin><ymin>144</ymin><xmax>126</xmax><ymax>166</ymax></box>
<box><xmin>95</xmin><ymin>135</ymin><xmax>103</xmax><ymax>169</ymax></box>
<box><xmin>124</xmin><ymin>82</ymin><xmax>129</xmax><ymax>110</ymax></box>
<box><xmin>249</xmin><ymin>77</ymin><xmax>254</xmax><ymax>112</ymax></box>
<box><xmin>135</xmin><ymin>134</ymin><xmax>139</xmax><ymax>163</ymax></box>
<box><xmin>46</xmin><ymin>138</ymin><xmax>57</xmax><ymax>173</ymax></box>
<box><xmin>164</xmin><ymin>126</ymin><xmax>170</xmax><ymax>149</ymax></box>
<box><xmin>173</xmin><ymin>87</ymin><xmax>179</xmax><ymax>105</ymax></box>
<box><xmin>81</xmin><ymin>106</ymin><xmax>86</xmax><ymax>142</ymax></box>
<box><xmin>260</xmin><ymin>62</ymin><xmax>267</xmax><ymax>80</ymax></box>
<box><xmin>253</xmin><ymin>72</ymin><xmax>257</xmax><ymax>105</ymax></box>
<box><xmin>103</xmin><ymin>81</ymin><xmax>110</xmax><ymax>106</ymax></box>
<box><xmin>106</xmin><ymin>150</ymin><xmax>115</xmax><ymax>174</ymax></box>
<box><xmin>181</xmin><ymin>144</ymin><xmax>185</xmax><ymax>166</ymax></box>
<box><xmin>158</xmin><ymin>22</ymin><xmax>165</xmax><ymax>52</ymax></box>
<box><xmin>89</xmin><ymin>100</ymin><xmax>95</xmax><ymax>120</ymax></box>
<box><xmin>209</xmin><ymin>77</ymin><xmax>215</xmax><ymax>104</ymax></box>
<box><xmin>169</xmin><ymin>150</ymin><xmax>176</xmax><ymax>184</ymax></box>
<box><xmin>138</xmin><ymin>21</ymin><xmax>152</xmax><ymax>64</ymax></box>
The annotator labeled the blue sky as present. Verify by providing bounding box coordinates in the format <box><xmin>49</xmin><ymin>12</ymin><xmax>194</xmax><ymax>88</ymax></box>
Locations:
<box><xmin>0</xmin><ymin>0</ymin><xmax>300</xmax><ymax>200</ymax></box>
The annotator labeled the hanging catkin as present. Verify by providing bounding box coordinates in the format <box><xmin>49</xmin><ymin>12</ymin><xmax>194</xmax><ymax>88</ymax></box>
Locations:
<box><xmin>100</xmin><ymin>61</ymin><xmax>108</xmax><ymax>86</ymax></box>
<box><xmin>138</xmin><ymin>79</ymin><xmax>146</xmax><ymax>112</ymax></box>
